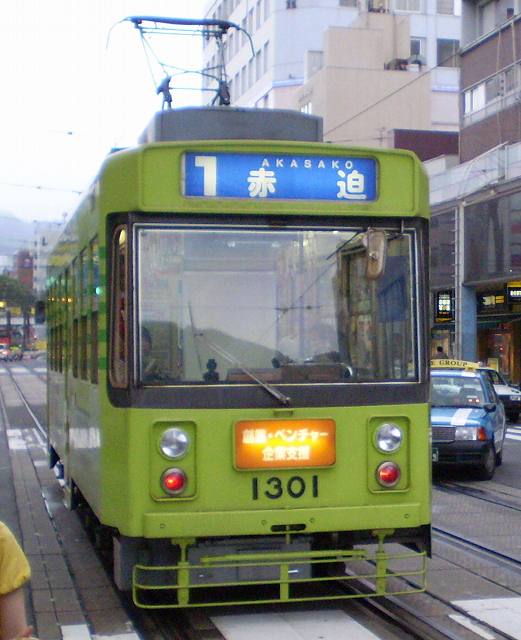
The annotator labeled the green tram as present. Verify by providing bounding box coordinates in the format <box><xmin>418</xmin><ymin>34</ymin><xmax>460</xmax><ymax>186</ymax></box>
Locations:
<box><xmin>46</xmin><ymin>107</ymin><xmax>431</xmax><ymax>608</ymax></box>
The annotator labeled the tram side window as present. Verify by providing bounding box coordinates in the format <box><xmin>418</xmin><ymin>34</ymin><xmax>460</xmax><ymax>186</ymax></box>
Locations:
<box><xmin>79</xmin><ymin>250</ymin><xmax>89</xmax><ymax>380</ymax></box>
<box><xmin>58</xmin><ymin>275</ymin><xmax>64</xmax><ymax>373</ymax></box>
<box><xmin>64</xmin><ymin>268</ymin><xmax>71</xmax><ymax>371</ymax></box>
<box><xmin>110</xmin><ymin>227</ymin><xmax>129</xmax><ymax>388</ymax></box>
<box><xmin>91</xmin><ymin>311</ymin><xmax>98</xmax><ymax>383</ymax></box>
<box><xmin>49</xmin><ymin>287</ymin><xmax>57</xmax><ymax>371</ymax></box>
<box><xmin>72</xmin><ymin>319</ymin><xmax>79</xmax><ymax>377</ymax></box>
<box><xmin>80</xmin><ymin>316</ymin><xmax>88</xmax><ymax>380</ymax></box>
<box><xmin>72</xmin><ymin>259</ymin><xmax>79</xmax><ymax>378</ymax></box>
<box><xmin>91</xmin><ymin>238</ymin><xmax>99</xmax><ymax>384</ymax></box>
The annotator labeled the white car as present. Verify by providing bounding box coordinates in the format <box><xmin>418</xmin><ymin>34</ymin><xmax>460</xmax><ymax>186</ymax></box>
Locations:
<box><xmin>479</xmin><ymin>367</ymin><xmax>521</xmax><ymax>423</ymax></box>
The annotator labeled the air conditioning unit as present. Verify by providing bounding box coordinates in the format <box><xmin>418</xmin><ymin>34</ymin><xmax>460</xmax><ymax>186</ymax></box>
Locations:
<box><xmin>384</xmin><ymin>58</ymin><xmax>408</xmax><ymax>70</ymax></box>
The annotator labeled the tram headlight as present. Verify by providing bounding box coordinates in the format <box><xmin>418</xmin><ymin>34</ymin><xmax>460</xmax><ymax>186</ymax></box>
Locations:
<box><xmin>375</xmin><ymin>423</ymin><xmax>403</xmax><ymax>453</ymax></box>
<box><xmin>160</xmin><ymin>428</ymin><xmax>189</xmax><ymax>459</ymax></box>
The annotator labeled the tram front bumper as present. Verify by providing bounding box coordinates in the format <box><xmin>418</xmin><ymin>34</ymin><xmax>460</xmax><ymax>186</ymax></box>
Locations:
<box><xmin>141</xmin><ymin>503</ymin><xmax>426</xmax><ymax>538</ymax></box>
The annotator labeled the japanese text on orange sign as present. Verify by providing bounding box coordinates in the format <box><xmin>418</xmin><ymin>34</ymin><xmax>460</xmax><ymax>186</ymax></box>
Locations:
<box><xmin>235</xmin><ymin>419</ymin><xmax>336</xmax><ymax>469</ymax></box>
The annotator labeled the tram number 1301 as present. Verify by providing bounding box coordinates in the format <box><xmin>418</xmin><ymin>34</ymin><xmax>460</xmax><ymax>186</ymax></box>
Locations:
<box><xmin>252</xmin><ymin>475</ymin><xmax>319</xmax><ymax>500</ymax></box>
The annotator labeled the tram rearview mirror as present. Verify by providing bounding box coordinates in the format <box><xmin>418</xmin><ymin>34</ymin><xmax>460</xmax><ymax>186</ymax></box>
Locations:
<box><xmin>363</xmin><ymin>229</ymin><xmax>387</xmax><ymax>280</ymax></box>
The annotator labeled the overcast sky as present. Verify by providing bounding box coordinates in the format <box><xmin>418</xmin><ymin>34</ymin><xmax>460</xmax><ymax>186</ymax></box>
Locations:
<box><xmin>0</xmin><ymin>0</ymin><xmax>208</xmax><ymax>224</ymax></box>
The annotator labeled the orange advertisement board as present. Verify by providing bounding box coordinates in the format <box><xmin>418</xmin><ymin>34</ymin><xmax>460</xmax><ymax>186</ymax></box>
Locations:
<box><xmin>235</xmin><ymin>418</ymin><xmax>336</xmax><ymax>469</ymax></box>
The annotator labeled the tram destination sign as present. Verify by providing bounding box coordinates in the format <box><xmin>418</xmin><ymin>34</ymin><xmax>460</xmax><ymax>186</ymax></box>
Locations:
<box><xmin>183</xmin><ymin>152</ymin><xmax>377</xmax><ymax>201</ymax></box>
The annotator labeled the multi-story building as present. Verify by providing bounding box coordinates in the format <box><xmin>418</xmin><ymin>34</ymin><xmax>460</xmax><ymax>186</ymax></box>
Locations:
<box><xmin>427</xmin><ymin>1</ymin><xmax>521</xmax><ymax>382</ymax></box>
<box><xmin>295</xmin><ymin>8</ymin><xmax>460</xmax><ymax>149</ymax></box>
<box><xmin>202</xmin><ymin>0</ymin><xmax>461</xmax><ymax>153</ymax></box>
<box><xmin>13</xmin><ymin>250</ymin><xmax>34</xmax><ymax>290</ymax></box>
<box><xmin>33</xmin><ymin>220</ymin><xmax>64</xmax><ymax>295</ymax></box>
<box><xmin>203</xmin><ymin>0</ymin><xmax>363</xmax><ymax>109</ymax></box>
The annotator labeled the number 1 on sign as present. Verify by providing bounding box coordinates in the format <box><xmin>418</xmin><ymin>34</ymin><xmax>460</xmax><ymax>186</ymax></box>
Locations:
<box><xmin>194</xmin><ymin>156</ymin><xmax>217</xmax><ymax>196</ymax></box>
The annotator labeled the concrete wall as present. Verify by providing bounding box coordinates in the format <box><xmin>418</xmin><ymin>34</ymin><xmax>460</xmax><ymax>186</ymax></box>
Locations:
<box><xmin>296</xmin><ymin>13</ymin><xmax>442</xmax><ymax>146</ymax></box>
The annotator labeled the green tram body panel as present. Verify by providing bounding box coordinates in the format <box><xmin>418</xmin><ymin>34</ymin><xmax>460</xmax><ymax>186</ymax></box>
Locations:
<box><xmin>101</xmin><ymin>140</ymin><xmax>429</xmax><ymax>219</ymax></box>
<box><xmin>47</xmin><ymin>122</ymin><xmax>431</xmax><ymax>607</ymax></box>
<box><xmin>99</xmin><ymin>403</ymin><xmax>431</xmax><ymax>538</ymax></box>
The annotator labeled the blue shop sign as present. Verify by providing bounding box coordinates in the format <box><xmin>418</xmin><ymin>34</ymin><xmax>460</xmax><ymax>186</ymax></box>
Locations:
<box><xmin>183</xmin><ymin>152</ymin><xmax>377</xmax><ymax>201</ymax></box>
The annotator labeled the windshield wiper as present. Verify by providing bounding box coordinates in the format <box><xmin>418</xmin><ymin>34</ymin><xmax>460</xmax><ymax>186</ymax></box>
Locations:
<box><xmin>196</xmin><ymin>333</ymin><xmax>291</xmax><ymax>406</ymax></box>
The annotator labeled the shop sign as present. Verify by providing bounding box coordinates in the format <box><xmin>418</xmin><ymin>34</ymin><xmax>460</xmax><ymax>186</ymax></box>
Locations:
<box><xmin>479</xmin><ymin>292</ymin><xmax>506</xmax><ymax>313</ymax></box>
<box><xmin>435</xmin><ymin>290</ymin><xmax>453</xmax><ymax>323</ymax></box>
<box><xmin>507</xmin><ymin>281</ymin><xmax>521</xmax><ymax>301</ymax></box>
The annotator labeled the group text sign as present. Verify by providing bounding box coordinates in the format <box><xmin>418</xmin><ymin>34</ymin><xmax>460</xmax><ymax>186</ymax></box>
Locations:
<box><xmin>183</xmin><ymin>152</ymin><xmax>377</xmax><ymax>201</ymax></box>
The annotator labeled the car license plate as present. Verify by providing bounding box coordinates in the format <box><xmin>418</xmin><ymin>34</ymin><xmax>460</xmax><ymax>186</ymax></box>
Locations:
<box><xmin>432</xmin><ymin>448</ymin><xmax>439</xmax><ymax>462</ymax></box>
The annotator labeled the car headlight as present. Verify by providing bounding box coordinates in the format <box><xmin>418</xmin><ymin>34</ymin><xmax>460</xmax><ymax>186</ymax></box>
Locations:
<box><xmin>160</xmin><ymin>428</ymin><xmax>190</xmax><ymax>459</ymax></box>
<box><xmin>375</xmin><ymin>423</ymin><xmax>403</xmax><ymax>453</ymax></box>
<box><xmin>455</xmin><ymin>426</ymin><xmax>477</xmax><ymax>441</ymax></box>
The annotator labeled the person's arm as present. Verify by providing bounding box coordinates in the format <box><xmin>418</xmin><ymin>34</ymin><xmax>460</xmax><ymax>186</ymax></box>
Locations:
<box><xmin>0</xmin><ymin>587</ymin><xmax>32</xmax><ymax>640</ymax></box>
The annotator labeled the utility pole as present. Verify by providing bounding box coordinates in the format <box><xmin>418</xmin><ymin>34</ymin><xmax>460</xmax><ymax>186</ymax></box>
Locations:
<box><xmin>455</xmin><ymin>200</ymin><xmax>477</xmax><ymax>360</ymax></box>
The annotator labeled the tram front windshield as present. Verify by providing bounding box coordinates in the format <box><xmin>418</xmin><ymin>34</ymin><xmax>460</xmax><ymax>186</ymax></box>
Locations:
<box><xmin>135</xmin><ymin>224</ymin><xmax>418</xmax><ymax>385</ymax></box>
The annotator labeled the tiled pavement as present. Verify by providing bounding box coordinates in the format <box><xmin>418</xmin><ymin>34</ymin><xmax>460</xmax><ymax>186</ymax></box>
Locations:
<box><xmin>0</xmin><ymin>383</ymin><xmax>138</xmax><ymax>639</ymax></box>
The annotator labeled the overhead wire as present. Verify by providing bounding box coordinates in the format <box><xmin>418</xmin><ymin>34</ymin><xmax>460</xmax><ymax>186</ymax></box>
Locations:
<box><xmin>0</xmin><ymin>181</ymin><xmax>81</xmax><ymax>195</ymax></box>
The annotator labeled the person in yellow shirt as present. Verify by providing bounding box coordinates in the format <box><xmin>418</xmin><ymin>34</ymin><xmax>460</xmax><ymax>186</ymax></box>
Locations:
<box><xmin>0</xmin><ymin>522</ymin><xmax>33</xmax><ymax>640</ymax></box>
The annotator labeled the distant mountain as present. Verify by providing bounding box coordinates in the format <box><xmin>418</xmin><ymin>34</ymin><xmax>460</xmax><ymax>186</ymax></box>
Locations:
<box><xmin>0</xmin><ymin>212</ymin><xmax>33</xmax><ymax>256</ymax></box>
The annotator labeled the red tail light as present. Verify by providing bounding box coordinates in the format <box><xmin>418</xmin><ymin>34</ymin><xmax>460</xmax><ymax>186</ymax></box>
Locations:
<box><xmin>477</xmin><ymin>427</ymin><xmax>488</xmax><ymax>441</ymax></box>
<box><xmin>161</xmin><ymin>468</ymin><xmax>187</xmax><ymax>496</ymax></box>
<box><xmin>376</xmin><ymin>461</ymin><xmax>401</xmax><ymax>487</ymax></box>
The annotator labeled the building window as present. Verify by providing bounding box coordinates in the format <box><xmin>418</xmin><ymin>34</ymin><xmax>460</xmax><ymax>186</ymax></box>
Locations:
<box><xmin>393</xmin><ymin>0</ymin><xmax>421</xmax><ymax>11</ymax></box>
<box><xmin>436</xmin><ymin>0</ymin><xmax>454</xmax><ymax>13</ymax></box>
<box><xmin>339</xmin><ymin>0</ymin><xmax>357</xmax><ymax>5</ymax></box>
<box><xmin>287</xmin><ymin>0</ymin><xmax>297</xmax><ymax>8</ymax></box>
<box><xmin>478</xmin><ymin>1</ymin><xmax>497</xmax><ymax>37</ymax></box>
<box><xmin>234</xmin><ymin>71</ymin><xmax>240</xmax><ymax>99</ymax></box>
<box><xmin>263</xmin><ymin>41</ymin><xmax>269</xmax><ymax>74</ymax></box>
<box><xmin>437</xmin><ymin>39</ymin><xmax>459</xmax><ymax>67</ymax></box>
<box><xmin>300</xmin><ymin>101</ymin><xmax>313</xmax><ymax>114</ymax></box>
<box><xmin>255</xmin><ymin>50</ymin><xmax>262</xmax><ymax>81</ymax></box>
<box><xmin>504</xmin><ymin>65</ymin><xmax>518</xmax><ymax>93</ymax></box>
<box><xmin>463</xmin><ymin>62</ymin><xmax>521</xmax><ymax>124</ymax></box>
<box><xmin>256</xmin><ymin>0</ymin><xmax>262</xmax><ymax>28</ymax></box>
<box><xmin>463</xmin><ymin>83</ymin><xmax>485</xmax><ymax>115</ymax></box>
<box><xmin>410</xmin><ymin>37</ymin><xmax>426</xmax><ymax>63</ymax></box>
<box><xmin>248</xmin><ymin>58</ymin><xmax>254</xmax><ymax>88</ymax></box>
<box><xmin>241</xmin><ymin>65</ymin><xmax>247</xmax><ymax>94</ymax></box>
<box><xmin>485</xmin><ymin>75</ymin><xmax>501</xmax><ymax>102</ymax></box>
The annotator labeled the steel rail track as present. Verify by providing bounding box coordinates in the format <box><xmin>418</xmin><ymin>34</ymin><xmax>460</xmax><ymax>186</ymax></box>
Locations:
<box><xmin>0</xmin><ymin>364</ymin><xmax>212</xmax><ymax>640</ymax></box>
<box><xmin>436</xmin><ymin>480</ymin><xmax>521</xmax><ymax>513</ymax></box>
<box><xmin>340</xmin><ymin>565</ymin><xmax>514</xmax><ymax>640</ymax></box>
<box><xmin>5</xmin><ymin>363</ymin><xmax>515</xmax><ymax>640</ymax></box>
<box><xmin>433</xmin><ymin>525</ymin><xmax>521</xmax><ymax>576</ymax></box>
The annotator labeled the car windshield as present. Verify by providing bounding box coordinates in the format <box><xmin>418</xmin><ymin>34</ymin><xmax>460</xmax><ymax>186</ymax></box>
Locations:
<box><xmin>431</xmin><ymin>374</ymin><xmax>485</xmax><ymax>407</ymax></box>
<box><xmin>135</xmin><ymin>223</ymin><xmax>419</xmax><ymax>385</ymax></box>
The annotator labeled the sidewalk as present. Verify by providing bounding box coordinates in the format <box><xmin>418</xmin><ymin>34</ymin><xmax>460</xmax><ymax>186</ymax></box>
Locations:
<box><xmin>0</xmin><ymin>370</ymin><xmax>139</xmax><ymax>640</ymax></box>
